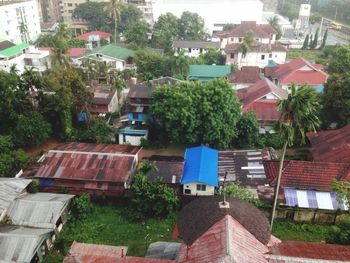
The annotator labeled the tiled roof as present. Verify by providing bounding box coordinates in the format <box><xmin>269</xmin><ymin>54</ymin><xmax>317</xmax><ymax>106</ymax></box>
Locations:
<box><xmin>265</xmin><ymin>57</ymin><xmax>328</xmax><ymax>85</ymax></box>
<box><xmin>306</xmin><ymin>125</ymin><xmax>350</xmax><ymax>163</ymax></box>
<box><xmin>228</xmin><ymin>66</ymin><xmax>262</xmax><ymax>84</ymax></box>
<box><xmin>82</xmin><ymin>44</ymin><xmax>134</xmax><ymax>60</ymax></box>
<box><xmin>225</xmin><ymin>43</ymin><xmax>287</xmax><ymax>53</ymax></box>
<box><xmin>215</xmin><ymin>21</ymin><xmax>276</xmax><ymax>39</ymax></box>
<box><xmin>246</xmin><ymin>100</ymin><xmax>282</xmax><ymax>122</ymax></box>
<box><xmin>78</xmin><ymin>31</ymin><xmax>112</xmax><ymax>41</ymax></box>
<box><xmin>268</xmin><ymin>241</ymin><xmax>350</xmax><ymax>262</ymax></box>
<box><xmin>178</xmin><ymin>215</ymin><xmax>269</xmax><ymax>263</ymax></box>
<box><xmin>68</xmin><ymin>47</ymin><xmax>87</xmax><ymax>58</ymax></box>
<box><xmin>263</xmin><ymin>160</ymin><xmax>350</xmax><ymax>191</ymax></box>
<box><xmin>173</xmin><ymin>40</ymin><xmax>221</xmax><ymax>49</ymax></box>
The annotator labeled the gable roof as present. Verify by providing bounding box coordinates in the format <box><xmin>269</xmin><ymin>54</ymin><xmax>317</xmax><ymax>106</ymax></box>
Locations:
<box><xmin>82</xmin><ymin>44</ymin><xmax>135</xmax><ymax>61</ymax></box>
<box><xmin>306</xmin><ymin>125</ymin><xmax>350</xmax><ymax>163</ymax></box>
<box><xmin>0</xmin><ymin>42</ymin><xmax>29</xmax><ymax>57</ymax></box>
<box><xmin>173</xmin><ymin>40</ymin><xmax>221</xmax><ymax>49</ymax></box>
<box><xmin>181</xmin><ymin>146</ymin><xmax>218</xmax><ymax>187</ymax></box>
<box><xmin>78</xmin><ymin>31</ymin><xmax>112</xmax><ymax>41</ymax></box>
<box><xmin>264</xmin><ymin>160</ymin><xmax>350</xmax><ymax>191</ymax></box>
<box><xmin>90</xmin><ymin>87</ymin><xmax>117</xmax><ymax>105</ymax></box>
<box><xmin>215</xmin><ymin>21</ymin><xmax>276</xmax><ymax>39</ymax></box>
<box><xmin>265</xmin><ymin>57</ymin><xmax>328</xmax><ymax>85</ymax></box>
<box><xmin>0</xmin><ymin>40</ymin><xmax>15</xmax><ymax>51</ymax></box>
<box><xmin>68</xmin><ymin>47</ymin><xmax>87</xmax><ymax>58</ymax></box>
<box><xmin>228</xmin><ymin>66</ymin><xmax>262</xmax><ymax>84</ymax></box>
<box><xmin>146</xmin><ymin>157</ymin><xmax>184</xmax><ymax>184</ymax></box>
<box><xmin>188</xmin><ymin>65</ymin><xmax>231</xmax><ymax>81</ymax></box>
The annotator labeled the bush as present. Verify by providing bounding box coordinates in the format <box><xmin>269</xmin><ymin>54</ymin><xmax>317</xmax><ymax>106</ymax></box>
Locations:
<box><xmin>326</xmin><ymin>219</ymin><xmax>350</xmax><ymax>245</ymax></box>
<box><xmin>218</xmin><ymin>183</ymin><xmax>262</xmax><ymax>207</ymax></box>
<box><xmin>27</xmin><ymin>179</ymin><xmax>39</xmax><ymax>193</ymax></box>
<box><xmin>257</xmin><ymin>134</ymin><xmax>284</xmax><ymax>149</ymax></box>
<box><xmin>72</xmin><ymin>194</ymin><xmax>93</xmax><ymax>220</ymax></box>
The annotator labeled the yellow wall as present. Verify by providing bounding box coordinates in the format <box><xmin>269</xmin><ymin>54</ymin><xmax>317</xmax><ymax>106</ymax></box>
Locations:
<box><xmin>183</xmin><ymin>182</ymin><xmax>215</xmax><ymax>196</ymax></box>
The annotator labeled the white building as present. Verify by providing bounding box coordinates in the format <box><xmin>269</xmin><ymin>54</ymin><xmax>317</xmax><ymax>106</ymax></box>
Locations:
<box><xmin>295</xmin><ymin>4</ymin><xmax>311</xmax><ymax>34</ymax></box>
<box><xmin>0</xmin><ymin>41</ymin><xmax>51</xmax><ymax>73</ymax></box>
<box><xmin>128</xmin><ymin>0</ymin><xmax>155</xmax><ymax>24</ymax></box>
<box><xmin>0</xmin><ymin>0</ymin><xmax>41</xmax><ymax>44</ymax></box>
<box><xmin>153</xmin><ymin>0</ymin><xmax>263</xmax><ymax>33</ymax></box>
<box><xmin>173</xmin><ymin>40</ymin><xmax>221</xmax><ymax>57</ymax></box>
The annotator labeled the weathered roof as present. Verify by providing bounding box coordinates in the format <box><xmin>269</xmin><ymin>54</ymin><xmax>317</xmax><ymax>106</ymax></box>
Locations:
<box><xmin>90</xmin><ymin>87</ymin><xmax>117</xmax><ymax>105</ymax></box>
<box><xmin>188</xmin><ymin>65</ymin><xmax>231</xmax><ymax>81</ymax></box>
<box><xmin>177</xmin><ymin>196</ymin><xmax>271</xmax><ymax>246</ymax></box>
<box><xmin>0</xmin><ymin>40</ymin><xmax>15</xmax><ymax>52</ymax></box>
<box><xmin>0</xmin><ymin>42</ymin><xmax>29</xmax><ymax>57</ymax></box>
<box><xmin>245</xmin><ymin>100</ymin><xmax>282</xmax><ymax>122</ymax></box>
<box><xmin>173</xmin><ymin>40</ymin><xmax>221</xmax><ymax>49</ymax></box>
<box><xmin>178</xmin><ymin>215</ymin><xmax>269</xmax><ymax>263</ymax></box>
<box><xmin>225</xmin><ymin>43</ymin><xmax>287</xmax><ymax>53</ymax></box>
<box><xmin>0</xmin><ymin>225</ymin><xmax>51</xmax><ymax>263</ymax></box>
<box><xmin>228</xmin><ymin>66</ymin><xmax>262</xmax><ymax>84</ymax></box>
<box><xmin>0</xmin><ymin>178</ymin><xmax>31</xmax><ymax>218</ymax></box>
<box><xmin>264</xmin><ymin>160</ymin><xmax>350</xmax><ymax>191</ymax></box>
<box><xmin>181</xmin><ymin>146</ymin><xmax>218</xmax><ymax>187</ymax></box>
<box><xmin>68</xmin><ymin>47</ymin><xmax>87</xmax><ymax>58</ymax></box>
<box><xmin>145</xmin><ymin>156</ymin><xmax>184</xmax><ymax>184</ymax></box>
<box><xmin>306</xmin><ymin>125</ymin><xmax>350</xmax><ymax>163</ymax></box>
<box><xmin>146</xmin><ymin>242</ymin><xmax>181</xmax><ymax>260</ymax></box>
<box><xmin>82</xmin><ymin>44</ymin><xmax>135</xmax><ymax>60</ymax></box>
<box><xmin>215</xmin><ymin>21</ymin><xmax>276</xmax><ymax>39</ymax></box>
<box><xmin>78</xmin><ymin>31</ymin><xmax>112</xmax><ymax>41</ymax></box>
<box><xmin>6</xmin><ymin>193</ymin><xmax>74</xmax><ymax>229</ymax></box>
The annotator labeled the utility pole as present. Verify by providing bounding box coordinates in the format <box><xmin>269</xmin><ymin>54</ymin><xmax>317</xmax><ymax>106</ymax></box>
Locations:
<box><xmin>319</xmin><ymin>16</ymin><xmax>324</xmax><ymax>37</ymax></box>
<box><xmin>334</xmin><ymin>5</ymin><xmax>338</xmax><ymax>21</ymax></box>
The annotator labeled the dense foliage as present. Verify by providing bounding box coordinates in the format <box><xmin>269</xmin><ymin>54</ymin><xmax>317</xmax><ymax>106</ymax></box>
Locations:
<box><xmin>151</xmin><ymin>79</ymin><xmax>241</xmax><ymax>148</ymax></box>
<box><xmin>235</xmin><ymin>111</ymin><xmax>260</xmax><ymax>148</ymax></box>
<box><xmin>71</xmin><ymin>194</ymin><xmax>93</xmax><ymax>220</ymax></box>
<box><xmin>326</xmin><ymin>219</ymin><xmax>350</xmax><ymax>245</ymax></box>
<box><xmin>218</xmin><ymin>183</ymin><xmax>262</xmax><ymax>207</ymax></box>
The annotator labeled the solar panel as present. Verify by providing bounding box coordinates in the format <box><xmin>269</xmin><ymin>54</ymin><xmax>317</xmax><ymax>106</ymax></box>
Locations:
<box><xmin>284</xmin><ymin>188</ymin><xmax>298</xmax><ymax>207</ymax></box>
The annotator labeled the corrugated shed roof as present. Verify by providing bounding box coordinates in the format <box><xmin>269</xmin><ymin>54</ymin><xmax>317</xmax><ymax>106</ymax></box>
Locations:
<box><xmin>147</xmin><ymin>160</ymin><xmax>184</xmax><ymax>184</ymax></box>
<box><xmin>53</xmin><ymin>143</ymin><xmax>141</xmax><ymax>155</ymax></box>
<box><xmin>68</xmin><ymin>47</ymin><xmax>87</xmax><ymax>58</ymax></box>
<box><xmin>0</xmin><ymin>225</ymin><xmax>51</xmax><ymax>263</ymax></box>
<box><xmin>173</xmin><ymin>40</ymin><xmax>221</xmax><ymax>49</ymax></box>
<box><xmin>181</xmin><ymin>146</ymin><xmax>218</xmax><ymax>187</ymax></box>
<box><xmin>6</xmin><ymin>193</ymin><xmax>74</xmax><ymax>229</ymax></box>
<box><xmin>0</xmin><ymin>178</ymin><xmax>31</xmax><ymax>218</ymax></box>
<box><xmin>82</xmin><ymin>44</ymin><xmax>135</xmax><ymax>60</ymax></box>
<box><xmin>188</xmin><ymin>65</ymin><xmax>231</xmax><ymax>79</ymax></box>
<box><xmin>0</xmin><ymin>43</ymin><xmax>29</xmax><ymax>57</ymax></box>
<box><xmin>146</xmin><ymin>242</ymin><xmax>181</xmax><ymax>261</ymax></box>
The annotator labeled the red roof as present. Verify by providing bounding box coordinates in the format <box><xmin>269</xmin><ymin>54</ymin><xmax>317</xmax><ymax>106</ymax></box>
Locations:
<box><xmin>265</xmin><ymin>57</ymin><xmax>328</xmax><ymax>85</ymax></box>
<box><xmin>54</xmin><ymin>143</ymin><xmax>141</xmax><ymax>154</ymax></box>
<box><xmin>264</xmin><ymin>160</ymin><xmax>350</xmax><ymax>191</ymax></box>
<box><xmin>68</xmin><ymin>47</ymin><xmax>87</xmax><ymax>58</ymax></box>
<box><xmin>306</xmin><ymin>125</ymin><xmax>350</xmax><ymax>163</ymax></box>
<box><xmin>178</xmin><ymin>215</ymin><xmax>269</xmax><ymax>263</ymax></box>
<box><xmin>245</xmin><ymin>100</ymin><xmax>282</xmax><ymax>122</ymax></box>
<box><xmin>228</xmin><ymin>66</ymin><xmax>262</xmax><ymax>84</ymax></box>
<box><xmin>268</xmin><ymin>241</ymin><xmax>350</xmax><ymax>262</ymax></box>
<box><xmin>215</xmin><ymin>21</ymin><xmax>276</xmax><ymax>39</ymax></box>
<box><xmin>78</xmin><ymin>31</ymin><xmax>112</xmax><ymax>41</ymax></box>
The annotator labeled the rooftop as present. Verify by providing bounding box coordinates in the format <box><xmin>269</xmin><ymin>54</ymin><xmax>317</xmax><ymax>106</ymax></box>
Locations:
<box><xmin>0</xmin><ymin>42</ymin><xmax>29</xmax><ymax>57</ymax></box>
<box><xmin>215</xmin><ymin>21</ymin><xmax>276</xmax><ymax>39</ymax></box>
<box><xmin>90</xmin><ymin>87</ymin><xmax>117</xmax><ymax>105</ymax></box>
<box><xmin>68</xmin><ymin>47</ymin><xmax>87</xmax><ymax>58</ymax></box>
<box><xmin>0</xmin><ymin>40</ymin><xmax>15</xmax><ymax>52</ymax></box>
<box><xmin>82</xmin><ymin>44</ymin><xmax>135</xmax><ymax>61</ymax></box>
<box><xmin>225</xmin><ymin>43</ymin><xmax>287</xmax><ymax>53</ymax></box>
<box><xmin>228</xmin><ymin>66</ymin><xmax>262</xmax><ymax>84</ymax></box>
<box><xmin>173</xmin><ymin>40</ymin><xmax>221</xmax><ymax>49</ymax></box>
<box><xmin>78</xmin><ymin>31</ymin><xmax>112</xmax><ymax>41</ymax></box>
<box><xmin>145</xmin><ymin>156</ymin><xmax>184</xmax><ymax>184</ymax></box>
<box><xmin>188</xmin><ymin>65</ymin><xmax>231</xmax><ymax>81</ymax></box>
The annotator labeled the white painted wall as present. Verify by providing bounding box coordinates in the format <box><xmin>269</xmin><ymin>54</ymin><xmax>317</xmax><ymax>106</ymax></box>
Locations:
<box><xmin>174</xmin><ymin>47</ymin><xmax>215</xmax><ymax>58</ymax></box>
<box><xmin>0</xmin><ymin>0</ymin><xmax>41</xmax><ymax>44</ymax></box>
<box><xmin>227</xmin><ymin>51</ymin><xmax>286</xmax><ymax>68</ymax></box>
<box><xmin>119</xmin><ymin>133</ymin><xmax>148</xmax><ymax>146</ymax></box>
<box><xmin>108</xmin><ymin>91</ymin><xmax>119</xmax><ymax>113</ymax></box>
<box><xmin>183</xmin><ymin>183</ymin><xmax>215</xmax><ymax>196</ymax></box>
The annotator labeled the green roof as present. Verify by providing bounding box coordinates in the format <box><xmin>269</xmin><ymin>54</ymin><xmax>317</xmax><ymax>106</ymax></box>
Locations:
<box><xmin>84</xmin><ymin>44</ymin><xmax>135</xmax><ymax>60</ymax></box>
<box><xmin>0</xmin><ymin>43</ymin><xmax>30</xmax><ymax>57</ymax></box>
<box><xmin>188</xmin><ymin>65</ymin><xmax>231</xmax><ymax>81</ymax></box>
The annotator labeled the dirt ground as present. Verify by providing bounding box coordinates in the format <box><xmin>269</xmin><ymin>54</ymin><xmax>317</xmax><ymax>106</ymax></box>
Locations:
<box><xmin>24</xmin><ymin>139</ymin><xmax>62</xmax><ymax>159</ymax></box>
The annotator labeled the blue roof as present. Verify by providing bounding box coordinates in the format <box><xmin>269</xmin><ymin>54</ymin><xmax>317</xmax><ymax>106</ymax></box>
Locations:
<box><xmin>314</xmin><ymin>84</ymin><xmax>324</xmax><ymax>93</ymax></box>
<box><xmin>181</xmin><ymin>146</ymin><xmax>218</xmax><ymax>187</ymax></box>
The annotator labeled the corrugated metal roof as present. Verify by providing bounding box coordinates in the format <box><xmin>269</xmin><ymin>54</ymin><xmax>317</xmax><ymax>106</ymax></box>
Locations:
<box><xmin>0</xmin><ymin>225</ymin><xmax>51</xmax><ymax>263</ymax></box>
<box><xmin>6</xmin><ymin>193</ymin><xmax>74</xmax><ymax>229</ymax></box>
<box><xmin>53</xmin><ymin>143</ymin><xmax>141</xmax><ymax>155</ymax></box>
<box><xmin>0</xmin><ymin>178</ymin><xmax>31</xmax><ymax>218</ymax></box>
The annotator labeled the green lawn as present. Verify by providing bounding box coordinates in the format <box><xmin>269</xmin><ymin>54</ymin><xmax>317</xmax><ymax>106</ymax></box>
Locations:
<box><xmin>287</xmin><ymin>49</ymin><xmax>324</xmax><ymax>62</ymax></box>
<box><xmin>43</xmin><ymin>204</ymin><xmax>177</xmax><ymax>263</ymax></box>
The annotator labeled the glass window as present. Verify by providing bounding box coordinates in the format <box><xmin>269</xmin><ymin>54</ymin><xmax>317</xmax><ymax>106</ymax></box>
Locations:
<box><xmin>196</xmin><ymin>184</ymin><xmax>207</xmax><ymax>191</ymax></box>
<box><xmin>261</xmin><ymin>54</ymin><xmax>265</xmax><ymax>60</ymax></box>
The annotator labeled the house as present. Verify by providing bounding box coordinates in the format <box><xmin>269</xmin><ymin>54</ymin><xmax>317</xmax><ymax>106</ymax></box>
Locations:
<box><xmin>306</xmin><ymin>125</ymin><xmax>350</xmax><ymax>163</ymax></box>
<box><xmin>181</xmin><ymin>146</ymin><xmax>218</xmax><ymax>196</ymax></box>
<box><xmin>89</xmin><ymin>87</ymin><xmax>119</xmax><ymax>115</ymax></box>
<box><xmin>119</xmin><ymin>77</ymin><xmax>182</xmax><ymax>146</ymax></box>
<box><xmin>265</xmin><ymin>57</ymin><xmax>328</xmax><ymax>92</ymax></box>
<box><xmin>188</xmin><ymin>65</ymin><xmax>231</xmax><ymax>82</ymax></box>
<box><xmin>22</xmin><ymin>143</ymin><xmax>141</xmax><ymax>196</ymax></box>
<box><xmin>78</xmin><ymin>31</ymin><xmax>112</xmax><ymax>48</ymax></box>
<box><xmin>77</xmin><ymin>44</ymin><xmax>135</xmax><ymax>71</ymax></box>
<box><xmin>67</xmin><ymin>47</ymin><xmax>87</xmax><ymax>60</ymax></box>
<box><xmin>264</xmin><ymin>160</ymin><xmax>350</xmax><ymax>210</ymax></box>
<box><xmin>173</xmin><ymin>40</ymin><xmax>221</xmax><ymax>57</ymax></box>
<box><xmin>0</xmin><ymin>41</ymin><xmax>51</xmax><ymax>73</ymax></box>
<box><xmin>228</xmin><ymin>66</ymin><xmax>262</xmax><ymax>89</ymax></box>
<box><xmin>212</xmin><ymin>21</ymin><xmax>287</xmax><ymax>68</ymax></box>
<box><xmin>237</xmin><ymin>77</ymin><xmax>288</xmax><ymax>133</ymax></box>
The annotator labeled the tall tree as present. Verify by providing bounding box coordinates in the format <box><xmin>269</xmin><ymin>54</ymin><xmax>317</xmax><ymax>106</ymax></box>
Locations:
<box><xmin>118</xmin><ymin>4</ymin><xmax>143</xmax><ymax>33</ymax></box>
<box><xmin>267</xmin><ymin>16</ymin><xmax>282</xmax><ymax>40</ymax></box>
<box><xmin>270</xmin><ymin>85</ymin><xmax>320</xmax><ymax>230</ymax></box>
<box><xmin>309</xmin><ymin>34</ymin><xmax>313</xmax><ymax>49</ymax></box>
<box><xmin>302</xmin><ymin>34</ymin><xmax>309</xmax><ymax>49</ymax></box>
<box><xmin>310</xmin><ymin>28</ymin><xmax>319</xmax><ymax>49</ymax></box>
<box><xmin>222</xmin><ymin>23</ymin><xmax>235</xmax><ymax>31</ymax></box>
<box><xmin>238</xmin><ymin>32</ymin><xmax>255</xmax><ymax>65</ymax></box>
<box><xmin>319</xmin><ymin>29</ymin><xmax>328</xmax><ymax>49</ymax></box>
<box><xmin>328</xmin><ymin>45</ymin><xmax>350</xmax><ymax>74</ymax></box>
<box><xmin>105</xmin><ymin>0</ymin><xmax>122</xmax><ymax>44</ymax></box>
<box><xmin>152</xmin><ymin>12</ymin><xmax>179</xmax><ymax>53</ymax></box>
<box><xmin>73</xmin><ymin>2</ymin><xmax>108</xmax><ymax>31</ymax></box>
<box><xmin>178</xmin><ymin>11</ymin><xmax>206</xmax><ymax>40</ymax></box>
<box><xmin>124</xmin><ymin>20</ymin><xmax>150</xmax><ymax>47</ymax></box>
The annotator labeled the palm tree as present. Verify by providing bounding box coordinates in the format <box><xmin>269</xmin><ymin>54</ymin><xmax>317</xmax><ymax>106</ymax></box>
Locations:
<box><xmin>105</xmin><ymin>0</ymin><xmax>123</xmax><ymax>44</ymax></box>
<box><xmin>18</xmin><ymin>22</ymin><xmax>29</xmax><ymax>43</ymax></box>
<box><xmin>238</xmin><ymin>32</ymin><xmax>255</xmax><ymax>67</ymax></box>
<box><xmin>268</xmin><ymin>16</ymin><xmax>282</xmax><ymax>40</ymax></box>
<box><xmin>270</xmin><ymin>84</ymin><xmax>321</xmax><ymax>231</ymax></box>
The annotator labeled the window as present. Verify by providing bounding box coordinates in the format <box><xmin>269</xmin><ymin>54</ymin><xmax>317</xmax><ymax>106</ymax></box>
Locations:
<box><xmin>269</xmin><ymin>53</ymin><xmax>272</xmax><ymax>58</ymax></box>
<box><xmin>196</xmin><ymin>184</ymin><xmax>206</xmax><ymax>191</ymax></box>
<box><xmin>184</xmin><ymin>189</ymin><xmax>191</xmax><ymax>194</ymax></box>
<box><xmin>261</xmin><ymin>54</ymin><xmax>265</xmax><ymax>60</ymax></box>
<box><xmin>132</xmin><ymin>112</ymin><xmax>139</xmax><ymax>119</ymax></box>
<box><xmin>238</xmin><ymin>38</ymin><xmax>242</xmax><ymax>42</ymax></box>
<box><xmin>188</xmin><ymin>48</ymin><xmax>192</xmax><ymax>52</ymax></box>
<box><xmin>231</xmin><ymin>37</ymin><xmax>234</xmax><ymax>42</ymax></box>
<box><xmin>230</xmin><ymin>53</ymin><xmax>235</xmax><ymax>59</ymax></box>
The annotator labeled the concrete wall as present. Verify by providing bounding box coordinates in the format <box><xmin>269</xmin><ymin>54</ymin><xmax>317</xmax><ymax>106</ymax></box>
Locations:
<box><xmin>119</xmin><ymin>133</ymin><xmax>148</xmax><ymax>146</ymax></box>
<box><xmin>183</xmin><ymin>183</ymin><xmax>215</xmax><ymax>196</ymax></box>
<box><xmin>226</xmin><ymin>51</ymin><xmax>286</xmax><ymax>68</ymax></box>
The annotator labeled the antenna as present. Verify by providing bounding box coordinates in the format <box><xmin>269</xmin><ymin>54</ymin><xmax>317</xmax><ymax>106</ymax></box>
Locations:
<box><xmin>219</xmin><ymin>171</ymin><xmax>229</xmax><ymax>208</ymax></box>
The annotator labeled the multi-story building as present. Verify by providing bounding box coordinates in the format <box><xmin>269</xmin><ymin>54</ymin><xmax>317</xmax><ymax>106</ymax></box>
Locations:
<box><xmin>0</xmin><ymin>0</ymin><xmax>41</xmax><ymax>44</ymax></box>
<box><xmin>39</xmin><ymin>0</ymin><xmax>61</xmax><ymax>22</ymax></box>
<box><xmin>128</xmin><ymin>0</ymin><xmax>155</xmax><ymax>24</ymax></box>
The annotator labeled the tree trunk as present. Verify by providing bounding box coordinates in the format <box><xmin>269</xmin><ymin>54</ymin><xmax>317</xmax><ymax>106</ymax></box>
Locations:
<box><xmin>270</xmin><ymin>141</ymin><xmax>288</xmax><ymax>231</ymax></box>
<box><xmin>115</xmin><ymin>19</ymin><xmax>117</xmax><ymax>44</ymax></box>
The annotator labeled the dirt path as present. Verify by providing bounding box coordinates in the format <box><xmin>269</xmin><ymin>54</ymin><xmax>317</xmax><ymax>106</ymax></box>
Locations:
<box><xmin>24</xmin><ymin>139</ymin><xmax>62</xmax><ymax>159</ymax></box>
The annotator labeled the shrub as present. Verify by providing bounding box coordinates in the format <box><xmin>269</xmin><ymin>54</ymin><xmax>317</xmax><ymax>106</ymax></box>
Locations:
<box><xmin>72</xmin><ymin>194</ymin><xmax>93</xmax><ymax>220</ymax></box>
<box><xmin>326</xmin><ymin>219</ymin><xmax>350</xmax><ymax>245</ymax></box>
<box><xmin>27</xmin><ymin>179</ymin><xmax>39</xmax><ymax>193</ymax></box>
<box><xmin>218</xmin><ymin>183</ymin><xmax>262</xmax><ymax>207</ymax></box>
<box><xmin>257</xmin><ymin>134</ymin><xmax>284</xmax><ymax>149</ymax></box>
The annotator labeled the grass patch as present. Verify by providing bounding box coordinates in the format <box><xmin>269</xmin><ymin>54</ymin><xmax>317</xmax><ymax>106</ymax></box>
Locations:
<box><xmin>43</xmin><ymin>204</ymin><xmax>177</xmax><ymax>263</ymax></box>
<box><xmin>287</xmin><ymin>49</ymin><xmax>323</xmax><ymax>62</ymax></box>
<box><xmin>272</xmin><ymin>220</ymin><xmax>332</xmax><ymax>242</ymax></box>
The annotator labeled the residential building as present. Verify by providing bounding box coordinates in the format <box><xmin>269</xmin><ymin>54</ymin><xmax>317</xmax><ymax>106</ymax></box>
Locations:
<box><xmin>77</xmin><ymin>44</ymin><xmax>135</xmax><ymax>71</ymax></box>
<box><xmin>228</xmin><ymin>66</ymin><xmax>262</xmax><ymax>89</ymax></box>
<box><xmin>89</xmin><ymin>87</ymin><xmax>119</xmax><ymax>115</ymax></box>
<box><xmin>173</xmin><ymin>40</ymin><xmax>221</xmax><ymax>57</ymax></box>
<box><xmin>237</xmin><ymin>77</ymin><xmax>288</xmax><ymax>133</ymax></box>
<box><xmin>188</xmin><ymin>65</ymin><xmax>231</xmax><ymax>82</ymax></box>
<box><xmin>119</xmin><ymin>76</ymin><xmax>181</xmax><ymax>146</ymax></box>
<box><xmin>21</xmin><ymin>143</ymin><xmax>142</xmax><ymax>196</ymax></box>
<box><xmin>181</xmin><ymin>146</ymin><xmax>218</xmax><ymax>196</ymax></box>
<box><xmin>128</xmin><ymin>0</ymin><xmax>155</xmax><ymax>24</ymax></box>
<box><xmin>264</xmin><ymin>160</ymin><xmax>350</xmax><ymax>210</ymax></box>
<box><xmin>306</xmin><ymin>124</ymin><xmax>350</xmax><ymax>163</ymax></box>
<box><xmin>265</xmin><ymin>57</ymin><xmax>328</xmax><ymax>92</ymax></box>
<box><xmin>0</xmin><ymin>0</ymin><xmax>41</xmax><ymax>44</ymax></box>
<box><xmin>39</xmin><ymin>0</ymin><xmax>62</xmax><ymax>23</ymax></box>
<box><xmin>78</xmin><ymin>31</ymin><xmax>112</xmax><ymax>49</ymax></box>
<box><xmin>0</xmin><ymin>41</ymin><xmax>51</xmax><ymax>73</ymax></box>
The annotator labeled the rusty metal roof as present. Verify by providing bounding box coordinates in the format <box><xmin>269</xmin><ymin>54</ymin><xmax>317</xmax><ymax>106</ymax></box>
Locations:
<box><xmin>53</xmin><ymin>143</ymin><xmax>141</xmax><ymax>155</ymax></box>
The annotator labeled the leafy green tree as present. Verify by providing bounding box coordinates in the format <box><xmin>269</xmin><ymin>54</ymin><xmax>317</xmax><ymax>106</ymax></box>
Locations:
<box><xmin>267</xmin><ymin>16</ymin><xmax>282</xmax><ymax>40</ymax></box>
<box><xmin>331</xmin><ymin>180</ymin><xmax>350</xmax><ymax>208</ymax></box>
<box><xmin>151</xmin><ymin>79</ymin><xmax>241</xmax><ymax>148</ymax></box>
<box><xmin>73</xmin><ymin>2</ymin><xmax>108</xmax><ymax>31</ymax></box>
<box><xmin>319</xmin><ymin>29</ymin><xmax>328</xmax><ymax>50</ymax></box>
<box><xmin>14</xmin><ymin>112</ymin><xmax>51</xmax><ymax>147</ymax></box>
<box><xmin>73</xmin><ymin>119</ymin><xmax>115</xmax><ymax>143</ymax></box>
<box><xmin>309</xmin><ymin>34</ymin><xmax>313</xmax><ymax>49</ymax></box>
<box><xmin>302</xmin><ymin>34</ymin><xmax>309</xmax><ymax>50</ymax></box>
<box><xmin>178</xmin><ymin>11</ymin><xmax>206</xmax><ymax>40</ymax></box>
<box><xmin>326</xmin><ymin>219</ymin><xmax>350</xmax><ymax>245</ymax></box>
<box><xmin>218</xmin><ymin>183</ymin><xmax>262</xmax><ymax>207</ymax></box>
<box><xmin>310</xmin><ymin>12</ymin><xmax>322</xmax><ymax>24</ymax></box>
<box><xmin>235</xmin><ymin>111</ymin><xmax>260</xmax><ymax>147</ymax></box>
<box><xmin>124</xmin><ymin>20</ymin><xmax>150</xmax><ymax>47</ymax></box>
<box><xmin>118</xmin><ymin>4</ymin><xmax>143</xmax><ymax>33</ymax></box>
<box><xmin>130</xmin><ymin>161</ymin><xmax>178</xmax><ymax>219</ymax></box>
<box><xmin>222</xmin><ymin>23</ymin><xmax>235</xmax><ymax>31</ymax></box>
<box><xmin>323</xmin><ymin>73</ymin><xmax>350</xmax><ymax>126</ymax></box>
<box><xmin>238</xmin><ymin>32</ymin><xmax>255</xmax><ymax>64</ymax></box>
<box><xmin>72</xmin><ymin>194</ymin><xmax>93</xmax><ymax>220</ymax></box>
<box><xmin>271</xmin><ymin>85</ymin><xmax>321</xmax><ymax>230</ymax></box>
<box><xmin>328</xmin><ymin>45</ymin><xmax>350</xmax><ymax>74</ymax></box>
<box><xmin>198</xmin><ymin>47</ymin><xmax>225</xmax><ymax>65</ymax></box>
<box><xmin>135</xmin><ymin>49</ymin><xmax>164</xmax><ymax>79</ymax></box>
